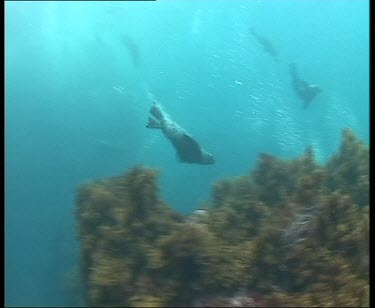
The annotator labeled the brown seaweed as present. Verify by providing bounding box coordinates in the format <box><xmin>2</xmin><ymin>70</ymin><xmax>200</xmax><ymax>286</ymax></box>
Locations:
<box><xmin>75</xmin><ymin>128</ymin><xmax>369</xmax><ymax>307</ymax></box>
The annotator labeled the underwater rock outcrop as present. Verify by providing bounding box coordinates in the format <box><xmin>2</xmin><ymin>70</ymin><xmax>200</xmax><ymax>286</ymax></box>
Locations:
<box><xmin>76</xmin><ymin>166</ymin><xmax>184</xmax><ymax>307</ymax></box>
<box><xmin>76</xmin><ymin>128</ymin><xmax>369</xmax><ymax>307</ymax></box>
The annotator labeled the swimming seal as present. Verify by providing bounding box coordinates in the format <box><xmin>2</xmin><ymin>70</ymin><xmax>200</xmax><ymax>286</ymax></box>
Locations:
<box><xmin>146</xmin><ymin>103</ymin><xmax>215</xmax><ymax>165</ymax></box>
<box><xmin>289</xmin><ymin>63</ymin><xmax>322</xmax><ymax>109</ymax></box>
<box><xmin>250</xmin><ymin>27</ymin><xmax>279</xmax><ymax>62</ymax></box>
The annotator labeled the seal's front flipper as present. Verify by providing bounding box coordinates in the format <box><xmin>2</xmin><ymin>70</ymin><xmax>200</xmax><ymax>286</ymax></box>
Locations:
<box><xmin>146</xmin><ymin>117</ymin><xmax>162</xmax><ymax>129</ymax></box>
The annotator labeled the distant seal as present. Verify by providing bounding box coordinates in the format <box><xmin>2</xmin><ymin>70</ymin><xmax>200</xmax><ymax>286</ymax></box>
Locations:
<box><xmin>289</xmin><ymin>63</ymin><xmax>322</xmax><ymax>109</ymax></box>
<box><xmin>250</xmin><ymin>27</ymin><xmax>279</xmax><ymax>62</ymax></box>
<box><xmin>121</xmin><ymin>34</ymin><xmax>140</xmax><ymax>67</ymax></box>
<box><xmin>146</xmin><ymin>103</ymin><xmax>215</xmax><ymax>165</ymax></box>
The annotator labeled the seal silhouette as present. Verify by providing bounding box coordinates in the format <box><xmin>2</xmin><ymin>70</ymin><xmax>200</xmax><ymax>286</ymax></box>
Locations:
<box><xmin>146</xmin><ymin>103</ymin><xmax>215</xmax><ymax>165</ymax></box>
<box><xmin>289</xmin><ymin>63</ymin><xmax>322</xmax><ymax>109</ymax></box>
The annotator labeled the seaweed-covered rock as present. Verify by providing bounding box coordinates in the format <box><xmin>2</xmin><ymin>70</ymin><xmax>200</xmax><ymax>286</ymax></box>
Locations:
<box><xmin>75</xmin><ymin>129</ymin><xmax>369</xmax><ymax>307</ymax></box>
<box><xmin>76</xmin><ymin>166</ymin><xmax>183</xmax><ymax>307</ymax></box>
<box><xmin>325</xmin><ymin>128</ymin><xmax>369</xmax><ymax>207</ymax></box>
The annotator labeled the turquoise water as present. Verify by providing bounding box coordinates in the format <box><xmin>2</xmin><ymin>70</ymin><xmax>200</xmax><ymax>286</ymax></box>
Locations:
<box><xmin>5</xmin><ymin>0</ymin><xmax>369</xmax><ymax>306</ymax></box>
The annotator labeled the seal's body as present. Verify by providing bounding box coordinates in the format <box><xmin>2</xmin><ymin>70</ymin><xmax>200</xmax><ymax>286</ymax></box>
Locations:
<box><xmin>146</xmin><ymin>103</ymin><xmax>215</xmax><ymax>165</ymax></box>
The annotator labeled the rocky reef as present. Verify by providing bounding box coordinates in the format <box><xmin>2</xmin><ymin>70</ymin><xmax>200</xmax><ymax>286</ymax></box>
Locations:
<box><xmin>75</xmin><ymin>128</ymin><xmax>369</xmax><ymax>307</ymax></box>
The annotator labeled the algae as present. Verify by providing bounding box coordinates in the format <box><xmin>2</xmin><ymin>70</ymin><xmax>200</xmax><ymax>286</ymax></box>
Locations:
<box><xmin>76</xmin><ymin>128</ymin><xmax>369</xmax><ymax>307</ymax></box>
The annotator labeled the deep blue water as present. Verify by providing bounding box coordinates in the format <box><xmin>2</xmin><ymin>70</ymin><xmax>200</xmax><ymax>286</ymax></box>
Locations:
<box><xmin>5</xmin><ymin>1</ymin><xmax>369</xmax><ymax>306</ymax></box>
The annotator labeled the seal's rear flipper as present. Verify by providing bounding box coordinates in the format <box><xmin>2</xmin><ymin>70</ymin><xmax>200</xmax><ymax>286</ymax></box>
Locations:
<box><xmin>146</xmin><ymin>117</ymin><xmax>162</xmax><ymax>129</ymax></box>
<box><xmin>289</xmin><ymin>62</ymin><xmax>298</xmax><ymax>75</ymax></box>
<box><xmin>249</xmin><ymin>27</ymin><xmax>257</xmax><ymax>36</ymax></box>
<box><xmin>302</xmin><ymin>101</ymin><xmax>310</xmax><ymax>109</ymax></box>
<box><xmin>150</xmin><ymin>104</ymin><xmax>164</xmax><ymax>121</ymax></box>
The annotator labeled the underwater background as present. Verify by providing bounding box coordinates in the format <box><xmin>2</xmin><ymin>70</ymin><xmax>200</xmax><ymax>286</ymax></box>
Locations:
<box><xmin>5</xmin><ymin>0</ymin><xmax>369</xmax><ymax>307</ymax></box>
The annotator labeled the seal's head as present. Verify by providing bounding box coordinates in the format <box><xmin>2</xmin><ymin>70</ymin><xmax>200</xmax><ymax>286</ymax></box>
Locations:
<box><xmin>303</xmin><ymin>84</ymin><xmax>322</xmax><ymax>106</ymax></box>
<box><xmin>200</xmin><ymin>151</ymin><xmax>215</xmax><ymax>165</ymax></box>
<box><xmin>309</xmin><ymin>84</ymin><xmax>322</xmax><ymax>94</ymax></box>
